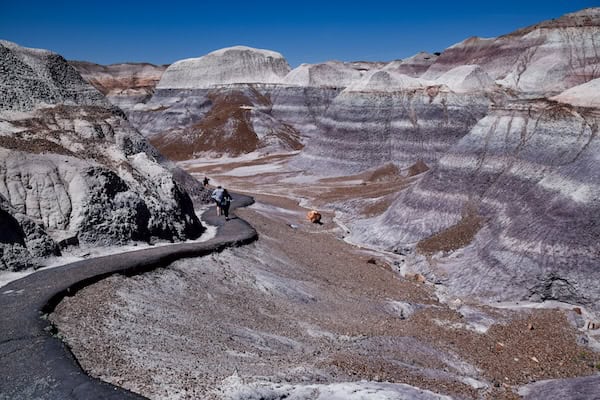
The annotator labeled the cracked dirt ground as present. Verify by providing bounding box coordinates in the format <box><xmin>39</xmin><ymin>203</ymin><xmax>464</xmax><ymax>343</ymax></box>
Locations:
<box><xmin>50</xmin><ymin>160</ymin><xmax>600</xmax><ymax>400</ymax></box>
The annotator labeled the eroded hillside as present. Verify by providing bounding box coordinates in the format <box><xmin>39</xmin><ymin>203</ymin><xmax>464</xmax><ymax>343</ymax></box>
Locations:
<box><xmin>0</xmin><ymin>40</ymin><xmax>203</xmax><ymax>271</ymax></box>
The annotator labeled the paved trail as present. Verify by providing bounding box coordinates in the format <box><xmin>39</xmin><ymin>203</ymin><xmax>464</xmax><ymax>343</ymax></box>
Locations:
<box><xmin>0</xmin><ymin>194</ymin><xmax>256</xmax><ymax>400</ymax></box>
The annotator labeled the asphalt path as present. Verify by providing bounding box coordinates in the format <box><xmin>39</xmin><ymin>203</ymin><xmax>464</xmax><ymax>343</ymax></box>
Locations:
<box><xmin>0</xmin><ymin>193</ymin><xmax>257</xmax><ymax>400</ymax></box>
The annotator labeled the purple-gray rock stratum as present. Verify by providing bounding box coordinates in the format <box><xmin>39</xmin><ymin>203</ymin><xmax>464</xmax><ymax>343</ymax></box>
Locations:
<box><xmin>288</xmin><ymin>71</ymin><xmax>493</xmax><ymax>175</ymax></box>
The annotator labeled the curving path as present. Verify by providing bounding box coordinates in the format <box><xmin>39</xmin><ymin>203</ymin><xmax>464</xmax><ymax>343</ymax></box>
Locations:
<box><xmin>0</xmin><ymin>194</ymin><xmax>257</xmax><ymax>400</ymax></box>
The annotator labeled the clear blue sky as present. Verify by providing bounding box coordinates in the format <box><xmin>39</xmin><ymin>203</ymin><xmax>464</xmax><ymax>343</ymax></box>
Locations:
<box><xmin>1</xmin><ymin>0</ymin><xmax>597</xmax><ymax>67</ymax></box>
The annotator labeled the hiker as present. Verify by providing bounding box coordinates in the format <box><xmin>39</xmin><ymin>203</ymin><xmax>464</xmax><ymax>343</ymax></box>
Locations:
<box><xmin>211</xmin><ymin>186</ymin><xmax>225</xmax><ymax>216</ymax></box>
<box><xmin>203</xmin><ymin>176</ymin><xmax>209</xmax><ymax>187</ymax></box>
<box><xmin>221</xmin><ymin>188</ymin><xmax>233</xmax><ymax>221</ymax></box>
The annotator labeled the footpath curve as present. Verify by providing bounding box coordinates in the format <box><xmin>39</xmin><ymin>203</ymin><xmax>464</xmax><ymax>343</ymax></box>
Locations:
<box><xmin>0</xmin><ymin>193</ymin><xmax>257</xmax><ymax>400</ymax></box>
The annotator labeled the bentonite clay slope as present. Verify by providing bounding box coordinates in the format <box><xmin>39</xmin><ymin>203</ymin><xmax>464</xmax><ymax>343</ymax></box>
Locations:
<box><xmin>347</xmin><ymin>98</ymin><xmax>600</xmax><ymax>313</ymax></box>
<box><xmin>148</xmin><ymin>86</ymin><xmax>303</xmax><ymax>160</ymax></box>
<box><xmin>130</xmin><ymin>58</ymin><xmax>382</xmax><ymax>155</ymax></box>
<box><xmin>128</xmin><ymin>51</ymin><xmax>385</xmax><ymax>141</ymax></box>
<box><xmin>0</xmin><ymin>194</ymin><xmax>257</xmax><ymax>400</ymax></box>
<box><xmin>127</xmin><ymin>47</ymin><xmax>308</xmax><ymax>158</ymax></box>
<box><xmin>281</xmin><ymin>60</ymin><xmax>381</xmax><ymax>87</ymax></box>
<box><xmin>268</xmin><ymin>61</ymin><xmax>386</xmax><ymax>140</ymax></box>
<box><xmin>290</xmin><ymin>69</ymin><xmax>493</xmax><ymax>175</ymax></box>
<box><xmin>422</xmin><ymin>8</ymin><xmax>600</xmax><ymax>94</ymax></box>
<box><xmin>0</xmin><ymin>41</ymin><xmax>203</xmax><ymax>271</ymax></box>
<box><xmin>551</xmin><ymin>76</ymin><xmax>600</xmax><ymax>108</ymax></box>
<box><xmin>127</xmin><ymin>46</ymin><xmax>294</xmax><ymax>145</ymax></box>
<box><xmin>434</xmin><ymin>65</ymin><xmax>496</xmax><ymax>93</ymax></box>
<box><xmin>0</xmin><ymin>40</ymin><xmax>110</xmax><ymax>111</ymax></box>
<box><xmin>70</xmin><ymin>61</ymin><xmax>167</xmax><ymax>109</ymax></box>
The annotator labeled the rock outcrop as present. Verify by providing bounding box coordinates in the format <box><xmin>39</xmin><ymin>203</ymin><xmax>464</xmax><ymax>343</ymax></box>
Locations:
<box><xmin>0</xmin><ymin>40</ymin><xmax>109</xmax><ymax>111</ymax></box>
<box><xmin>0</xmin><ymin>193</ymin><xmax>59</xmax><ymax>270</ymax></box>
<box><xmin>149</xmin><ymin>86</ymin><xmax>302</xmax><ymax>159</ymax></box>
<box><xmin>127</xmin><ymin>47</ymin><xmax>303</xmax><ymax>158</ymax></box>
<box><xmin>0</xmin><ymin>41</ymin><xmax>203</xmax><ymax>271</ymax></box>
<box><xmin>270</xmin><ymin>61</ymin><xmax>384</xmax><ymax>139</ymax></box>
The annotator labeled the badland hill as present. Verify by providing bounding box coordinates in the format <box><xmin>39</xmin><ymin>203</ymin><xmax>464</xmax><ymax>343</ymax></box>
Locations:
<box><xmin>68</xmin><ymin>8</ymin><xmax>600</xmax><ymax>313</ymax></box>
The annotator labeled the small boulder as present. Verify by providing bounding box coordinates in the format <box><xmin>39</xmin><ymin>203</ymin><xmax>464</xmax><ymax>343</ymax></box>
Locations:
<box><xmin>307</xmin><ymin>210</ymin><xmax>322</xmax><ymax>224</ymax></box>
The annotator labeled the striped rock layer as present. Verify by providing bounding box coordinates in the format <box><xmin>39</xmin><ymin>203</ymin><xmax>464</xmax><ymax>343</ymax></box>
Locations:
<box><xmin>288</xmin><ymin>83</ymin><xmax>492</xmax><ymax>175</ymax></box>
<box><xmin>348</xmin><ymin>99</ymin><xmax>600</xmax><ymax>311</ymax></box>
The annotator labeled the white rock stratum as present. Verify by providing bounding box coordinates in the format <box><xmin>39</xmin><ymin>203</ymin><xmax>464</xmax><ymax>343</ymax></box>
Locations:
<box><xmin>550</xmin><ymin>77</ymin><xmax>600</xmax><ymax>108</ymax></box>
<box><xmin>156</xmin><ymin>46</ymin><xmax>291</xmax><ymax>89</ymax></box>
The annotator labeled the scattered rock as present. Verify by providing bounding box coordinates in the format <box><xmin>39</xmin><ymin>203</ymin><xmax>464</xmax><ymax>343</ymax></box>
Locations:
<box><xmin>585</xmin><ymin>320</ymin><xmax>599</xmax><ymax>330</ymax></box>
<box><xmin>385</xmin><ymin>301</ymin><xmax>417</xmax><ymax>320</ymax></box>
